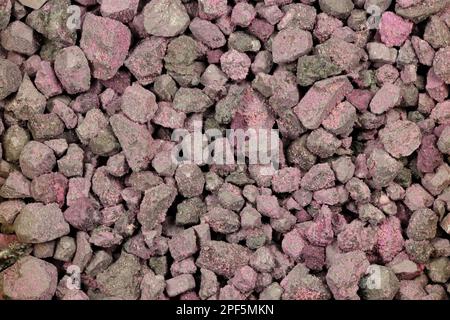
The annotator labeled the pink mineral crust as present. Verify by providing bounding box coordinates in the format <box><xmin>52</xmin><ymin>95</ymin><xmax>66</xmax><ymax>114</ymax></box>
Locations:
<box><xmin>369</xmin><ymin>83</ymin><xmax>402</xmax><ymax>114</ymax></box>
<box><xmin>379</xmin><ymin>12</ymin><xmax>413</xmax><ymax>47</ymax></box>
<box><xmin>272</xmin><ymin>28</ymin><xmax>313</xmax><ymax>64</ymax></box>
<box><xmin>80</xmin><ymin>13</ymin><xmax>131</xmax><ymax>80</ymax></box>
<box><xmin>220</xmin><ymin>49</ymin><xmax>251</xmax><ymax>81</ymax></box>
<box><xmin>377</xmin><ymin>217</ymin><xmax>405</xmax><ymax>263</ymax></box>
<box><xmin>1</xmin><ymin>0</ymin><xmax>450</xmax><ymax>301</ymax></box>
<box><xmin>294</xmin><ymin>76</ymin><xmax>353</xmax><ymax>129</ymax></box>
<box><xmin>417</xmin><ymin>134</ymin><xmax>443</xmax><ymax>173</ymax></box>
<box><xmin>2</xmin><ymin>256</ymin><xmax>58</xmax><ymax>300</ymax></box>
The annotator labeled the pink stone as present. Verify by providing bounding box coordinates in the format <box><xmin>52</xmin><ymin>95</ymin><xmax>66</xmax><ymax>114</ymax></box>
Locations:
<box><xmin>404</xmin><ymin>184</ymin><xmax>434</xmax><ymax>211</ymax></box>
<box><xmin>411</xmin><ymin>36</ymin><xmax>435</xmax><ymax>66</ymax></box>
<box><xmin>80</xmin><ymin>13</ymin><xmax>131</xmax><ymax>80</ymax></box>
<box><xmin>305</xmin><ymin>205</ymin><xmax>334</xmax><ymax>247</ymax></box>
<box><xmin>417</xmin><ymin>134</ymin><xmax>443</xmax><ymax>173</ymax></box>
<box><xmin>198</xmin><ymin>0</ymin><xmax>228</xmax><ymax>20</ymax></box>
<box><xmin>220</xmin><ymin>49</ymin><xmax>251</xmax><ymax>81</ymax></box>
<box><xmin>34</xmin><ymin>61</ymin><xmax>62</xmax><ymax>98</ymax></box>
<box><xmin>431</xmin><ymin>101</ymin><xmax>450</xmax><ymax>125</ymax></box>
<box><xmin>100</xmin><ymin>0</ymin><xmax>139</xmax><ymax>23</ymax></box>
<box><xmin>271</xmin><ymin>167</ymin><xmax>301</xmax><ymax>193</ymax></box>
<box><xmin>377</xmin><ymin>216</ymin><xmax>405</xmax><ymax>263</ymax></box>
<box><xmin>2</xmin><ymin>256</ymin><xmax>57</xmax><ymax>300</ymax></box>
<box><xmin>426</xmin><ymin>68</ymin><xmax>449</xmax><ymax>102</ymax></box>
<box><xmin>294</xmin><ymin>76</ymin><xmax>353</xmax><ymax>130</ymax></box>
<box><xmin>248</xmin><ymin>18</ymin><xmax>274</xmax><ymax>42</ymax></box>
<box><xmin>110</xmin><ymin>113</ymin><xmax>156</xmax><ymax>172</ymax></box>
<box><xmin>125</xmin><ymin>37</ymin><xmax>167</xmax><ymax>86</ymax></box>
<box><xmin>121</xmin><ymin>83</ymin><xmax>158</xmax><ymax>124</ymax></box>
<box><xmin>256</xmin><ymin>194</ymin><xmax>281</xmax><ymax>218</ymax></box>
<box><xmin>369</xmin><ymin>83</ymin><xmax>402</xmax><ymax>114</ymax></box>
<box><xmin>272</xmin><ymin>28</ymin><xmax>312</xmax><ymax>64</ymax></box>
<box><xmin>346</xmin><ymin>89</ymin><xmax>374</xmax><ymax>112</ymax></box>
<box><xmin>63</xmin><ymin>197</ymin><xmax>101</xmax><ymax>232</ymax></box>
<box><xmin>189</xmin><ymin>18</ymin><xmax>226</xmax><ymax>49</ymax></box>
<box><xmin>231</xmin><ymin>266</ymin><xmax>257</xmax><ymax>292</ymax></box>
<box><xmin>231</xmin><ymin>2</ymin><xmax>256</xmax><ymax>27</ymax></box>
<box><xmin>52</xmin><ymin>99</ymin><xmax>77</xmax><ymax>129</ymax></box>
<box><xmin>379</xmin><ymin>12</ymin><xmax>413</xmax><ymax>47</ymax></box>
<box><xmin>281</xmin><ymin>228</ymin><xmax>306</xmax><ymax>260</ymax></box>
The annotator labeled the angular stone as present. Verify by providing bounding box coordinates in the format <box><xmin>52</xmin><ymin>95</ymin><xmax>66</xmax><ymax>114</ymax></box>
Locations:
<box><xmin>125</xmin><ymin>37</ymin><xmax>168</xmax><ymax>85</ymax></box>
<box><xmin>143</xmin><ymin>0</ymin><xmax>190</xmax><ymax>37</ymax></box>
<box><xmin>110</xmin><ymin>113</ymin><xmax>155</xmax><ymax>172</ymax></box>
<box><xmin>121</xmin><ymin>83</ymin><xmax>158</xmax><ymax>124</ymax></box>
<box><xmin>96</xmin><ymin>252</ymin><xmax>141</xmax><ymax>300</ymax></box>
<box><xmin>80</xmin><ymin>13</ymin><xmax>131</xmax><ymax>80</ymax></box>
<box><xmin>173</xmin><ymin>88</ymin><xmax>213</xmax><ymax>113</ymax></box>
<box><xmin>196</xmin><ymin>241</ymin><xmax>250</xmax><ymax>278</ymax></box>
<box><xmin>54</xmin><ymin>46</ymin><xmax>91</xmax><ymax>94</ymax></box>
<box><xmin>138</xmin><ymin>183</ymin><xmax>177</xmax><ymax>231</ymax></box>
<box><xmin>272</xmin><ymin>28</ymin><xmax>312</xmax><ymax>64</ymax></box>
<box><xmin>1</xmin><ymin>256</ymin><xmax>57</xmax><ymax>300</ymax></box>
<box><xmin>5</xmin><ymin>75</ymin><xmax>46</xmax><ymax>121</ymax></box>
<box><xmin>379</xmin><ymin>120</ymin><xmax>422</xmax><ymax>158</ymax></box>
<box><xmin>406</xmin><ymin>208</ymin><xmax>438</xmax><ymax>241</ymax></box>
<box><xmin>367</xmin><ymin>149</ymin><xmax>402</xmax><ymax>189</ymax></box>
<box><xmin>293</xmin><ymin>76</ymin><xmax>353</xmax><ymax>130</ymax></box>
<box><xmin>0</xmin><ymin>58</ymin><xmax>21</xmax><ymax>100</ymax></box>
<box><xmin>0</xmin><ymin>21</ymin><xmax>38</xmax><ymax>55</ymax></box>
<box><xmin>19</xmin><ymin>141</ymin><xmax>56</xmax><ymax>179</ymax></box>
<box><xmin>14</xmin><ymin>203</ymin><xmax>70</xmax><ymax>243</ymax></box>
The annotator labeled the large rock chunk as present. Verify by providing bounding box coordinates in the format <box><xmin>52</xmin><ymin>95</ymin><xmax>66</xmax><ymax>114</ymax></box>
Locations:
<box><xmin>296</xmin><ymin>55</ymin><xmax>341</xmax><ymax>87</ymax></box>
<box><xmin>173</xmin><ymin>88</ymin><xmax>213</xmax><ymax>113</ymax></box>
<box><xmin>121</xmin><ymin>83</ymin><xmax>157</xmax><ymax>124</ymax></box>
<box><xmin>5</xmin><ymin>75</ymin><xmax>46</xmax><ymax>121</ymax></box>
<box><xmin>175</xmin><ymin>164</ymin><xmax>205</xmax><ymax>198</ymax></box>
<box><xmin>280</xmin><ymin>264</ymin><xmax>331</xmax><ymax>300</ymax></box>
<box><xmin>0</xmin><ymin>0</ymin><xmax>11</xmax><ymax>31</ymax></box>
<box><xmin>25</xmin><ymin>0</ymin><xmax>76</xmax><ymax>46</ymax></box>
<box><xmin>125</xmin><ymin>37</ymin><xmax>168</xmax><ymax>85</ymax></box>
<box><xmin>293</xmin><ymin>76</ymin><xmax>352</xmax><ymax>130</ymax></box>
<box><xmin>379</xmin><ymin>120</ymin><xmax>422</xmax><ymax>158</ymax></box>
<box><xmin>110</xmin><ymin>113</ymin><xmax>156</xmax><ymax>172</ymax></box>
<box><xmin>367</xmin><ymin>149</ymin><xmax>402</xmax><ymax>189</ymax></box>
<box><xmin>96</xmin><ymin>252</ymin><xmax>141</xmax><ymax>300</ymax></box>
<box><xmin>30</xmin><ymin>172</ymin><xmax>67</xmax><ymax>206</ymax></box>
<box><xmin>80</xmin><ymin>13</ymin><xmax>131</xmax><ymax>80</ymax></box>
<box><xmin>0</xmin><ymin>21</ymin><xmax>38</xmax><ymax>55</ymax></box>
<box><xmin>395</xmin><ymin>0</ymin><xmax>450</xmax><ymax>23</ymax></box>
<box><xmin>143</xmin><ymin>0</ymin><xmax>190</xmax><ymax>37</ymax></box>
<box><xmin>359</xmin><ymin>265</ymin><xmax>400</xmax><ymax>300</ymax></box>
<box><xmin>196</xmin><ymin>241</ymin><xmax>250</xmax><ymax>278</ymax></box>
<box><xmin>0</xmin><ymin>58</ymin><xmax>21</xmax><ymax>100</ymax></box>
<box><xmin>326</xmin><ymin>250</ymin><xmax>370</xmax><ymax>300</ymax></box>
<box><xmin>138</xmin><ymin>183</ymin><xmax>177</xmax><ymax>231</ymax></box>
<box><xmin>54</xmin><ymin>46</ymin><xmax>91</xmax><ymax>94</ymax></box>
<box><xmin>433</xmin><ymin>46</ymin><xmax>450</xmax><ymax>84</ymax></box>
<box><xmin>2</xmin><ymin>125</ymin><xmax>30</xmax><ymax>162</ymax></box>
<box><xmin>406</xmin><ymin>208</ymin><xmax>438</xmax><ymax>241</ymax></box>
<box><xmin>301</xmin><ymin>163</ymin><xmax>335</xmax><ymax>191</ymax></box>
<box><xmin>319</xmin><ymin>0</ymin><xmax>354</xmax><ymax>19</ymax></box>
<box><xmin>272</xmin><ymin>28</ymin><xmax>312</xmax><ymax>64</ymax></box>
<box><xmin>1</xmin><ymin>256</ymin><xmax>57</xmax><ymax>300</ymax></box>
<box><xmin>19</xmin><ymin>141</ymin><xmax>56</xmax><ymax>179</ymax></box>
<box><xmin>0</xmin><ymin>171</ymin><xmax>31</xmax><ymax>199</ymax></box>
<box><xmin>14</xmin><ymin>203</ymin><xmax>70</xmax><ymax>243</ymax></box>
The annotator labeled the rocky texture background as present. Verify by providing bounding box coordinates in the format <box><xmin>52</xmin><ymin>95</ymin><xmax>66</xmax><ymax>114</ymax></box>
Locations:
<box><xmin>0</xmin><ymin>0</ymin><xmax>449</xmax><ymax>300</ymax></box>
